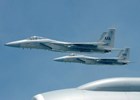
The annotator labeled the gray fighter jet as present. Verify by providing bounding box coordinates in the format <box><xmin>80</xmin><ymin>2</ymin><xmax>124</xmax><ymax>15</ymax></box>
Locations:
<box><xmin>54</xmin><ymin>48</ymin><xmax>130</xmax><ymax>65</ymax></box>
<box><xmin>5</xmin><ymin>29</ymin><xmax>116</xmax><ymax>53</ymax></box>
<box><xmin>33</xmin><ymin>77</ymin><xmax>140</xmax><ymax>100</ymax></box>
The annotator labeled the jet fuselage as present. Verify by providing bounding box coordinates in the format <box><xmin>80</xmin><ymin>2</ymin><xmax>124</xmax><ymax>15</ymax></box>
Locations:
<box><xmin>54</xmin><ymin>55</ymin><xmax>128</xmax><ymax>65</ymax></box>
<box><xmin>5</xmin><ymin>36</ymin><xmax>111</xmax><ymax>53</ymax></box>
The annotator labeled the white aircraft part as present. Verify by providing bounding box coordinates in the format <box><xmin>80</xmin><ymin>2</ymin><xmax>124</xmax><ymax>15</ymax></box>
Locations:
<box><xmin>33</xmin><ymin>94</ymin><xmax>45</xmax><ymax>100</ymax></box>
<box><xmin>33</xmin><ymin>78</ymin><xmax>140</xmax><ymax>100</ymax></box>
<box><xmin>5</xmin><ymin>28</ymin><xmax>116</xmax><ymax>53</ymax></box>
<box><xmin>78</xmin><ymin>77</ymin><xmax>140</xmax><ymax>91</ymax></box>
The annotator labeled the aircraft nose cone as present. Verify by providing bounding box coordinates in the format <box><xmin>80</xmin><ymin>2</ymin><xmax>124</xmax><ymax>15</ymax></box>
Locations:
<box><xmin>54</xmin><ymin>58</ymin><xmax>63</xmax><ymax>62</ymax></box>
<box><xmin>4</xmin><ymin>42</ymin><xmax>12</xmax><ymax>46</ymax></box>
<box><xmin>4</xmin><ymin>42</ymin><xmax>20</xmax><ymax>47</ymax></box>
<box><xmin>33</xmin><ymin>94</ymin><xmax>44</xmax><ymax>100</ymax></box>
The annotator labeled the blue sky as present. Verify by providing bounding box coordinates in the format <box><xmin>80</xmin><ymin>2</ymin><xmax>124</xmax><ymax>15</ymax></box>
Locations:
<box><xmin>1</xmin><ymin>0</ymin><xmax>140</xmax><ymax>100</ymax></box>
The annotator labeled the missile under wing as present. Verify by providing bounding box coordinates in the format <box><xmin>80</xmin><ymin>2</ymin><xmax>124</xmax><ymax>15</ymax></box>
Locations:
<box><xmin>33</xmin><ymin>77</ymin><xmax>140</xmax><ymax>100</ymax></box>
<box><xmin>54</xmin><ymin>48</ymin><xmax>130</xmax><ymax>65</ymax></box>
<box><xmin>5</xmin><ymin>28</ymin><xmax>116</xmax><ymax>53</ymax></box>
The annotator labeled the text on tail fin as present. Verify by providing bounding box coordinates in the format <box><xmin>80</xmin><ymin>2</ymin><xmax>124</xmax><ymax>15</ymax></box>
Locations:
<box><xmin>99</xmin><ymin>28</ymin><xmax>115</xmax><ymax>48</ymax></box>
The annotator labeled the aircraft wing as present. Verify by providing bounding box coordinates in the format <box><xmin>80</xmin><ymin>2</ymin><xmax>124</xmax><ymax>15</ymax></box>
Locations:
<box><xmin>75</xmin><ymin>58</ymin><xmax>86</xmax><ymax>63</ymax></box>
<box><xmin>75</xmin><ymin>57</ymin><xmax>99</xmax><ymax>64</ymax></box>
<box><xmin>39</xmin><ymin>43</ymin><xmax>53</xmax><ymax>50</ymax></box>
<box><xmin>104</xmin><ymin>47</ymin><xmax>122</xmax><ymax>51</ymax></box>
<box><xmin>67</xmin><ymin>43</ymin><xmax>98</xmax><ymax>49</ymax></box>
<box><xmin>51</xmin><ymin>42</ymin><xmax>98</xmax><ymax>49</ymax></box>
<box><xmin>96</xmin><ymin>58</ymin><xmax>118</xmax><ymax>63</ymax></box>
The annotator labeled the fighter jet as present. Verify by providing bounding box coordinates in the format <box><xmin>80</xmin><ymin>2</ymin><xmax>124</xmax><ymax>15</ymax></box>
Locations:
<box><xmin>33</xmin><ymin>77</ymin><xmax>140</xmax><ymax>100</ymax></box>
<box><xmin>54</xmin><ymin>48</ymin><xmax>130</xmax><ymax>65</ymax></box>
<box><xmin>5</xmin><ymin>28</ymin><xmax>116</xmax><ymax>53</ymax></box>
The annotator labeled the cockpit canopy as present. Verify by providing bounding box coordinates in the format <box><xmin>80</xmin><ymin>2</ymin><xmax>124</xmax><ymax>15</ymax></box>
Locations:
<box><xmin>27</xmin><ymin>36</ymin><xmax>45</xmax><ymax>40</ymax></box>
<box><xmin>78</xmin><ymin>78</ymin><xmax>140</xmax><ymax>92</ymax></box>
